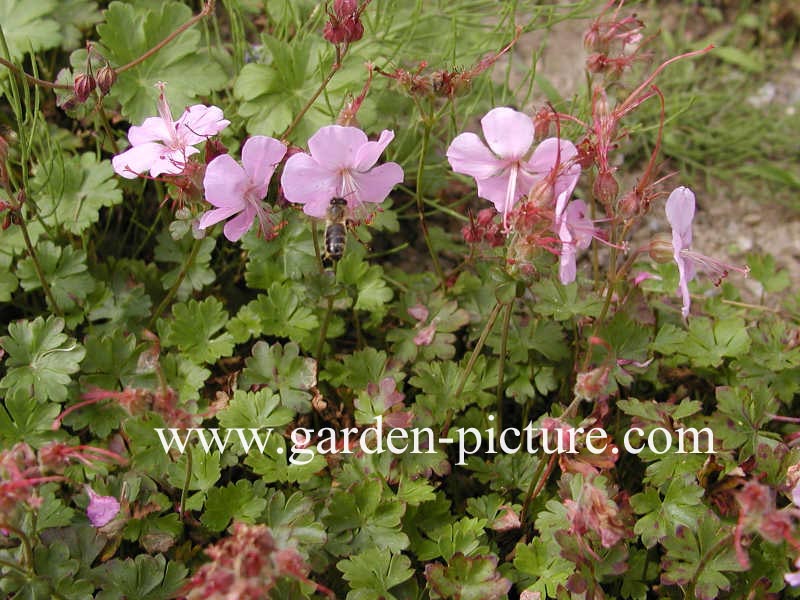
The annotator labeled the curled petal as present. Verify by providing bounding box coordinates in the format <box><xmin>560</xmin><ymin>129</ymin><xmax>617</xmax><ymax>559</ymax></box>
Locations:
<box><xmin>353</xmin><ymin>129</ymin><xmax>395</xmax><ymax>171</ymax></box>
<box><xmin>203</xmin><ymin>154</ymin><xmax>248</xmax><ymax>208</ymax></box>
<box><xmin>128</xmin><ymin>118</ymin><xmax>173</xmax><ymax>146</ymax></box>
<box><xmin>112</xmin><ymin>142</ymin><xmax>168</xmax><ymax>179</ymax></box>
<box><xmin>665</xmin><ymin>186</ymin><xmax>695</xmax><ymax>249</ymax></box>
<box><xmin>86</xmin><ymin>487</ymin><xmax>120</xmax><ymax>528</ymax></box>
<box><xmin>558</xmin><ymin>222</ymin><xmax>578</xmax><ymax>284</ymax></box>
<box><xmin>676</xmin><ymin>255</ymin><xmax>692</xmax><ymax>319</ymax></box>
<box><xmin>223</xmin><ymin>205</ymin><xmax>257</xmax><ymax>242</ymax></box>
<box><xmin>149</xmin><ymin>146</ymin><xmax>198</xmax><ymax>177</ymax></box>
<box><xmin>349</xmin><ymin>162</ymin><xmax>404</xmax><ymax>206</ymax></box>
<box><xmin>480</xmin><ymin>106</ymin><xmax>534</xmax><ymax>159</ymax></box>
<box><xmin>241</xmin><ymin>136</ymin><xmax>287</xmax><ymax>199</ymax></box>
<box><xmin>447</xmin><ymin>132</ymin><xmax>506</xmax><ymax>180</ymax></box>
<box><xmin>281</xmin><ymin>153</ymin><xmax>341</xmax><ymax>218</ymax></box>
<box><xmin>198</xmin><ymin>205</ymin><xmax>243</xmax><ymax>231</ymax></box>
<box><xmin>307</xmin><ymin>125</ymin><xmax>368</xmax><ymax>170</ymax></box>
<box><xmin>177</xmin><ymin>105</ymin><xmax>230</xmax><ymax>145</ymax></box>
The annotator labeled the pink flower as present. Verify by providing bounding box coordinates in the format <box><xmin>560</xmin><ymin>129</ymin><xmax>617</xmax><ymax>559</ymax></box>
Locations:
<box><xmin>85</xmin><ymin>486</ymin><xmax>120</xmax><ymax>528</ymax></box>
<box><xmin>198</xmin><ymin>136</ymin><xmax>287</xmax><ymax>242</ymax></box>
<box><xmin>665</xmin><ymin>186</ymin><xmax>749</xmax><ymax>319</ymax></box>
<box><xmin>446</xmin><ymin>106</ymin><xmax>580</xmax><ymax>230</ymax></box>
<box><xmin>280</xmin><ymin>125</ymin><xmax>404</xmax><ymax>220</ymax></box>
<box><xmin>112</xmin><ymin>82</ymin><xmax>229</xmax><ymax>179</ymax></box>
<box><xmin>557</xmin><ymin>200</ymin><xmax>594</xmax><ymax>284</ymax></box>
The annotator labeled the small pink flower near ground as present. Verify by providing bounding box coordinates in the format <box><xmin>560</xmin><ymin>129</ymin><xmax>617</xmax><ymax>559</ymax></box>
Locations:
<box><xmin>85</xmin><ymin>486</ymin><xmax>120</xmax><ymax>528</ymax></box>
<box><xmin>446</xmin><ymin>106</ymin><xmax>580</xmax><ymax>231</ymax></box>
<box><xmin>664</xmin><ymin>186</ymin><xmax>749</xmax><ymax>319</ymax></box>
<box><xmin>280</xmin><ymin>125</ymin><xmax>404</xmax><ymax>220</ymax></box>
<box><xmin>198</xmin><ymin>136</ymin><xmax>288</xmax><ymax>241</ymax></box>
<box><xmin>112</xmin><ymin>82</ymin><xmax>229</xmax><ymax>179</ymax></box>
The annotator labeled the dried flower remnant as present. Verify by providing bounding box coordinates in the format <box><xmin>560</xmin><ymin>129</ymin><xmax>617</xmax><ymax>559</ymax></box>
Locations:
<box><xmin>112</xmin><ymin>82</ymin><xmax>229</xmax><ymax>179</ymax></box>
<box><xmin>183</xmin><ymin>522</ymin><xmax>333</xmax><ymax>599</ymax></box>
<box><xmin>73</xmin><ymin>72</ymin><xmax>96</xmax><ymax>103</ymax></box>
<box><xmin>447</xmin><ymin>107</ymin><xmax>580</xmax><ymax>231</ymax></box>
<box><xmin>198</xmin><ymin>136</ymin><xmax>287</xmax><ymax>242</ymax></box>
<box><xmin>281</xmin><ymin>125</ymin><xmax>403</xmax><ymax>220</ymax></box>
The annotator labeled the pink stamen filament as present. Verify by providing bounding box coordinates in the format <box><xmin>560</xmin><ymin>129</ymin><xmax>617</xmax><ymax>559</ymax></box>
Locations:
<box><xmin>680</xmin><ymin>249</ymin><xmax>750</xmax><ymax>283</ymax></box>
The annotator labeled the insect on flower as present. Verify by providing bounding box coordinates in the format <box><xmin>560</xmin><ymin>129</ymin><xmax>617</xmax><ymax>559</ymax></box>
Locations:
<box><xmin>281</xmin><ymin>124</ymin><xmax>404</xmax><ymax>223</ymax></box>
<box><xmin>324</xmin><ymin>197</ymin><xmax>348</xmax><ymax>261</ymax></box>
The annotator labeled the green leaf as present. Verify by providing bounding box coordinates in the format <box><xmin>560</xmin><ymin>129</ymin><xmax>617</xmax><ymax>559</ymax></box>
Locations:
<box><xmin>53</xmin><ymin>0</ymin><xmax>103</xmax><ymax>50</ymax></box>
<box><xmin>416</xmin><ymin>517</ymin><xmax>489</xmax><ymax>561</ymax></box>
<box><xmin>0</xmin><ymin>0</ymin><xmax>61</xmax><ymax>61</ymax></box>
<box><xmin>338</xmin><ymin>551</ymin><xmax>413</xmax><ymax>600</ymax></box>
<box><xmin>325</xmin><ymin>479</ymin><xmax>409</xmax><ymax>556</ymax></box>
<box><xmin>513</xmin><ymin>539</ymin><xmax>573</xmax><ymax>597</ymax></box>
<box><xmin>425</xmin><ymin>553</ymin><xmax>511</xmax><ymax>600</ymax></box>
<box><xmin>17</xmin><ymin>241</ymin><xmax>95</xmax><ymax>314</ymax></box>
<box><xmin>631</xmin><ymin>475</ymin><xmax>705</xmax><ymax>548</ymax></box>
<box><xmin>746</xmin><ymin>253</ymin><xmax>790</xmax><ymax>294</ymax></box>
<box><xmin>217</xmin><ymin>389</ymin><xmax>294</xmax><ymax>430</ymax></box>
<box><xmin>34</xmin><ymin>153</ymin><xmax>122</xmax><ymax>235</ymax></box>
<box><xmin>97</xmin><ymin>1</ymin><xmax>227</xmax><ymax>122</ymax></box>
<box><xmin>263</xmin><ymin>490</ymin><xmax>327</xmax><ymax>554</ymax></box>
<box><xmin>201</xmin><ymin>480</ymin><xmax>267</xmax><ymax>532</ymax></box>
<box><xmin>244</xmin><ymin>282</ymin><xmax>320</xmax><ymax>346</ymax></box>
<box><xmin>714</xmin><ymin>45</ymin><xmax>764</xmax><ymax>73</ymax></box>
<box><xmin>0</xmin><ymin>315</ymin><xmax>85</xmax><ymax>403</ymax></box>
<box><xmin>531</xmin><ymin>280</ymin><xmax>603</xmax><ymax>320</ymax></box>
<box><xmin>153</xmin><ymin>232</ymin><xmax>215</xmax><ymax>300</ymax></box>
<box><xmin>660</xmin><ymin>511</ymin><xmax>745</xmax><ymax>600</ymax></box>
<box><xmin>92</xmin><ymin>554</ymin><xmax>187</xmax><ymax>600</ymax></box>
<box><xmin>160</xmin><ymin>297</ymin><xmax>234</xmax><ymax>364</ymax></box>
<box><xmin>241</xmin><ymin>341</ymin><xmax>317</xmax><ymax>413</ymax></box>
<box><xmin>0</xmin><ymin>269</ymin><xmax>18</xmax><ymax>302</ymax></box>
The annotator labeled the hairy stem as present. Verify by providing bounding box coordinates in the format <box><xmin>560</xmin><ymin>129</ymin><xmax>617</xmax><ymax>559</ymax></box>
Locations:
<box><xmin>116</xmin><ymin>0</ymin><xmax>216</xmax><ymax>75</ymax></box>
<box><xmin>441</xmin><ymin>301</ymin><xmax>504</xmax><ymax>436</ymax></box>
<box><xmin>416</xmin><ymin>120</ymin><xmax>446</xmax><ymax>286</ymax></box>
<box><xmin>316</xmin><ymin>296</ymin><xmax>334</xmax><ymax>365</ymax></box>
<box><xmin>147</xmin><ymin>236</ymin><xmax>202</xmax><ymax>329</ymax></box>
<box><xmin>280</xmin><ymin>45</ymin><xmax>346</xmax><ymax>141</ymax></box>
<box><xmin>495</xmin><ymin>301</ymin><xmax>513</xmax><ymax>433</ymax></box>
<box><xmin>17</xmin><ymin>210</ymin><xmax>63</xmax><ymax>317</ymax></box>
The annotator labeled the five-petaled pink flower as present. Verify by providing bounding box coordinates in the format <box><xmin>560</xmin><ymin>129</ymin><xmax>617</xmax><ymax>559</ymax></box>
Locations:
<box><xmin>199</xmin><ymin>136</ymin><xmax>287</xmax><ymax>242</ymax></box>
<box><xmin>112</xmin><ymin>82</ymin><xmax>229</xmax><ymax>179</ymax></box>
<box><xmin>446</xmin><ymin>106</ymin><xmax>580</xmax><ymax>231</ymax></box>
<box><xmin>280</xmin><ymin>125</ymin><xmax>404</xmax><ymax>219</ymax></box>
<box><xmin>85</xmin><ymin>485</ymin><xmax>120</xmax><ymax>528</ymax></box>
<box><xmin>665</xmin><ymin>186</ymin><xmax>749</xmax><ymax>319</ymax></box>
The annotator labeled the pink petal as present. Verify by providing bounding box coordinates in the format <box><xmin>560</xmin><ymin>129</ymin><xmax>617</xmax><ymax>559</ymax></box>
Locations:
<box><xmin>149</xmin><ymin>146</ymin><xmax>198</xmax><ymax>177</ymax></box>
<box><xmin>559</xmin><ymin>223</ymin><xmax>578</xmax><ymax>284</ymax></box>
<box><xmin>198</xmin><ymin>205</ymin><xmax>243</xmax><ymax>230</ymax></box>
<box><xmin>632</xmin><ymin>271</ymin><xmax>661</xmax><ymax>286</ymax></box>
<box><xmin>665</xmin><ymin>186</ymin><xmax>695</xmax><ymax>250</ymax></box>
<box><xmin>476</xmin><ymin>166</ymin><xmax>539</xmax><ymax>215</ymax></box>
<box><xmin>384</xmin><ymin>411</ymin><xmax>414</xmax><ymax>429</ymax></box>
<box><xmin>223</xmin><ymin>205</ymin><xmax>257</xmax><ymax>241</ymax></box>
<box><xmin>353</xmin><ymin>129</ymin><xmax>395</xmax><ymax>171</ymax></box>
<box><xmin>203</xmin><ymin>154</ymin><xmax>248</xmax><ymax>208</ymax></box>
<box><xmin>349</xmin><ymin>162</ymin><xmax>404</xmax><ymax>205</ymax></box>
<box><xmin>480</xmin><ymin>107</ymin><xmax>534</xmax><ymax>159</ymax></box>
<box><xmin>86</xmin><ymin>487</ymin><xmax>120</xmax><ymax>528</ymax></box>
<box><xmin>177</xmin><ymin>105</ymin><xmax>230</xmax><ymax>145</ymax></box>
<box><xmin>112</xmin><ymin>142</ymin><xmax>168</xmax><ymax>179</ymax></box>
<box><xmin>447</xmin><ymin>132</ymin><xmax>507</xmax><ymax>180</ymax></box>
<box><xmin>564</xmin><ymin>200</ymin><xmax>593</xmax><ymax>249</ymax></box>
<box><xmin>526</xmin><ymin>137</ymin><xmax>578</xmax><ymax>174</ymax></box>
<box><xmin>407</xmin><ymin>304</ymin><xmax>429</xmax><ymax>322</ymax></box>
<box><xmin>128</xmin><ymin>117</ymin><xmax>173</xmax><ymax>146</ymax></box>
<box><xmin>414</xmin><ymin>322</ymin><xmax>437</xmax><ymax>346</ymax></box>
<box><xmin>241</xmin><ymin>136</ymin><xmax>287</xmax><ymax>198</ymax></box>
<box><xmin>676</xmin><ymin>255</ymin><xmax>692</xmax><ymax>319</ymax></box>
<box><xmin>307</xmin><ymin>125</ymin><xmax>368</xmax><ymax>170</ymax></box>
<box><xmin>280</xmin><ymin>153</ymin><xmax>340</xmax><ymax>218</ymax></box>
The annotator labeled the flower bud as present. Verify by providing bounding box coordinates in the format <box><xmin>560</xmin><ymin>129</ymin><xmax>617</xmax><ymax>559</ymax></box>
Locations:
<box><xmin>648</xmin><ymin>234</ymin><xmax>674</xmax><ymax>263</ymax></box>
<box><xmin>592</xmin><ymin>170</ymin><xmax>618</xmax><ymax>206</ymax></box>
<box><xmin>73</xmin><ymin>72</ymin><xmax>96</xmax><ymax>103</ymax></box>
<box><xmin>617</xmin><ymin>190</ymin><xmax>639</xmax><ymax>219</ymax></box>
<box><xmin>96</xmin><ymin>65</ymin><xmax>117</xmax><ymax>95</ymax></box>
<box><xmin>532</xmin><ymin>107</ymin><xmax>551</xmax><ymax>141</ymax></box>
<box><xmin>324</xmin><ymin>0</ymin><xmax>367</xmax><ymax>45</ymax></box>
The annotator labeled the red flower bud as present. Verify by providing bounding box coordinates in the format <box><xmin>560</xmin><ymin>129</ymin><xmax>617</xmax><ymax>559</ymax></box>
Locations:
<box><xmin>73</xmin><ymin>73</ymin><xmax>96</xmax><ymax>103</ymax></box>
<box><xmin>96</xmin><ymin>66</ymin><xmax>117</xmax><ymax>95</ymax></box>
<box><xmin>323</xmin><ymin>0</ymin><xmax>369</xmax><ymax>45</ymax></box>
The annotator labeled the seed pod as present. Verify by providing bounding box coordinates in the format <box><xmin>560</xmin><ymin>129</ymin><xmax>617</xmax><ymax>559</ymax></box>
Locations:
<box><xmin>73</xmin><ymin>73</ymin><xmax>96</xmax><ymax>103</ymax></box>
<box><xmin>96</xmin><ymin>66</ymin><xmax>117</xmax><ymax>95</ymax></box>
<box><xmin>592</xmin><ymin>170</ymin><xmax>618</xmax><ymax>207</ymax></box>
<box><xmin>648</xmin><ymin>234</ymin><xmax>674</xmax><ymax>263</ymax></box>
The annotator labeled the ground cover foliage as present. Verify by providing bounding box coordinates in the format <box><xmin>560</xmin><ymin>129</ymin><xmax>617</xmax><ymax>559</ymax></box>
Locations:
<box><xmin>1</xmin><ymin>0</ymin><xmax>799</xmax><ymax>598</ymax></box>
